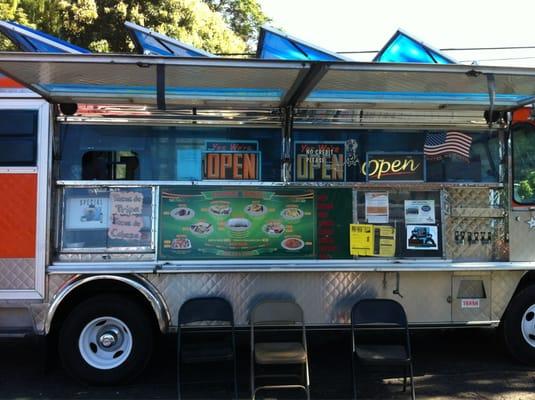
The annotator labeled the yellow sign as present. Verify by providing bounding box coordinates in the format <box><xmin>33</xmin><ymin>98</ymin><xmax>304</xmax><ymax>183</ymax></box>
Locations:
<box><xmin>350</xmin><ymin>224</ymin><xmax>396</xmax><ymax>257</ymax></box>
<box><xmin>350</xmin><ymin>224</ymin><xmax>374</xmax><ymax>256</ymax></box>
<box><xmin>375</xmin><ymin>225</ymin><xmax>396</xmax><ymax>257</ymax></box>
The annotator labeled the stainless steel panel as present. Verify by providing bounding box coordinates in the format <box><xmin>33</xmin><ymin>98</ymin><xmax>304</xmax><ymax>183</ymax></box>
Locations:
<box><xmin>0</xmin><ymin>258</ymin><xmax>35</xmax><ymax>290</ymax></box>
<box><xmin>452</xmin><ymin>274</ymin><xmax>491</xmax><ymax>321</ymax></box>
<box><xmin>47</xmin><ymin>274</ymin><xmax>76</xmax><ymax>300</ymax></box>
<box><xmin>491</xmin><ymin>270</ymin><xmax>524</xmax><ymax>320</ymax></box>
<box><xmin>147</xmin><ymin>271</ymin><xmax>453</xmax><ymax>326</ymax></box>
<box><xmin>56</xmin><ymin>253</ymin><xmax>155</xmax><ymax>262</ymax></box>
<box><xmin>444</xmin><ymin>188</ymin><xmax>507</xmax><ymax>261</ymax></box>
<box><xmin>509</xmin><ymin>210</ymin><xmax>535</xmax><ymax>261</ymax></box>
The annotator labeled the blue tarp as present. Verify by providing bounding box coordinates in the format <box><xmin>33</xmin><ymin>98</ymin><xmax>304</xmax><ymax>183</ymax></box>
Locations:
<box><xmin>0</xmin><ymin>21</ymin><xmax>89</xmax><ymax>53</ymax></box>
<box><xmin>374</xmin><ymin>29</ymin><xmax>455</xmax><ymax>64</ymax></box>
<box><xmin>125</xmin><ymin>22</ymin><xmax>213</xmax><ymax>57</ymax></box>
<box><xmin>257</xmin><ymin>26</ymin><xmax>349</xmax><ymax>61</ymax></box>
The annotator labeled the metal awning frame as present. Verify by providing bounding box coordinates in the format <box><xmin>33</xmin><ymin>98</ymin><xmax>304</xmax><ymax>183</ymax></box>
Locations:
<box><xmin>2</xmin><ymin>53</ymin><xmax>535</xmax><ymax>115</ymax></box>
<box><xmin>0</xmin><ymin>21</ymin><xmax>88</xmax><ymax>54</ymax></box>
<box><xmin>125</xmin><ymin>21</ymin><xmax>215</xmax><ymax>57</ymax></box>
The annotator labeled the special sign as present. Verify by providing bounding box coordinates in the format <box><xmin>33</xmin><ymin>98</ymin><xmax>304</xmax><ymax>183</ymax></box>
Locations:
<box><xmin>294</xmin><ymin>141</ymin><xmax>345</xmax><ymax>181</ymax></box>
<box><xmin>363</xmin><ymin>153</ymin><xmax>425</xmax><ymax>181</ymax></box>
<box><xmin>203</xmin><ymin>141</ymin><xmax>260</xmax><ymax>180</ymax></box>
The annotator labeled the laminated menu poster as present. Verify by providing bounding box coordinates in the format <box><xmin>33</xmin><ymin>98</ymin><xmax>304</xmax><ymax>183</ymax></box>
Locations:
<box><xmin>159</xmin><ymin>188</ymin><xmax>316</xmax><ymax>259</ymax></box>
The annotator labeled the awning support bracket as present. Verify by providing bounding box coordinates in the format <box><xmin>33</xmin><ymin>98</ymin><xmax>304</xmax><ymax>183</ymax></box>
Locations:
<box><xmin>486</xmin><ymin>74</ymin><xmax>496</xmax><ymax>128</ymax></box>
<box><xmin>157</xmin><ymin>64</ymin><xmax>166</xmax><ymax>111</ymax></box>
<box><xmin>281</xmin><ymin>62</ymin><xmax>328</xmax><ymax>108</ymax></box>
<box><xmin>281</xmin><ymin>106</ymin><xmax>294</xmax><ymax>183</ymax></box>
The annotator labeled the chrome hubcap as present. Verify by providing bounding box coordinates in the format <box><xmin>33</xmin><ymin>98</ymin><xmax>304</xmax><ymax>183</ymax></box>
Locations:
<box><xmin>79</xmin><ymin>316</ymin><xmax>133</xmax><ymax>370</ymax></box>
<box><xmin>521</xmin><ymin>304</ymin><xmax>535</xmax><ymax>348</ymax></box>
<box><xmin>99</xmin><ymin>331</ymin><xmax>118</xmax><ymax>348</ymax></box>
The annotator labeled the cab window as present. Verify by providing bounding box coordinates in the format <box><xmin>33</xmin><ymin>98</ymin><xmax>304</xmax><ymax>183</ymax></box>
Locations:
<box><xmin>512</xmin><ymin>123</ymin><xmax>535</xmax><ymax>204</ymax></box>
<box><xmin>0</xmin><ymin>110</ymin><xmax>37</xmax><ymax>166</ymax></box>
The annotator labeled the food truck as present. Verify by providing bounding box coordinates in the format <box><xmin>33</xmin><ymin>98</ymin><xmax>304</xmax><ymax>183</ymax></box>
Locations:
<box><xmin>2</xmin><ymin>26</ymin><xmax>535</xmax><ymax>384</ymax></box>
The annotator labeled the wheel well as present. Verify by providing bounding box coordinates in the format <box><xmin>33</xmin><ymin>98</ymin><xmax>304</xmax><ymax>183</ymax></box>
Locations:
<box><xmin>48</xmin><ymin>279</ymin><xmax>161</xmax><ymax>337</ymax></box>
<box><xmin>500</xmin><ymin>271</ymin><xmax>535</xmax><ymax>327</ymax></box>
<box><xmin>513</xmin><ymin>271</ymin><xmax>535</xmax><ymax>297</ymax></box>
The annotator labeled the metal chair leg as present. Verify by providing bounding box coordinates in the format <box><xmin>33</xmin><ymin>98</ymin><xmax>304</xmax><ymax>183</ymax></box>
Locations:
<box><xmin>305</xmin><ymin>358</ymin><xmax>311</xmax><ymax>400</ymax></box>
<box><xmin>232</xmin><ymin>332</ymin><xmax>238</xmax><ymax>400</ymax></box>
<box><xmin>403</xmin><ymin>366</ymin><xmax>407</xmax><ymax>392</ymax></box>
<box><xmin>177</xmin><ymin>330</ymin><xmax>182</xmax><ymax>400</ymax></box>
<box><xmin>351</xmin><ymin>353</ymin><xmax>358</xmax><ymax>400</ymax></box>
<box><xmin>409</xmin><ymin>362</ymin><xmax>416</xmax><ymax>400</ymax></box>
<box><xmin>250</xmin><ymin>354</ymin><xmax>255</xmax><ymax>399</ymax></box>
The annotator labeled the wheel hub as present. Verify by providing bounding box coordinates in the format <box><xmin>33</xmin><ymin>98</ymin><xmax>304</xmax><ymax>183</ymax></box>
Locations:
<box><xmin>521</xmin><ymin>304</ymin><xmax>535</xmax><ymax>348</ymax></box>
<box><xmin>79</xmin><ymin>316</ymin><xmax>133</xmax><ymax>370</ymax></box>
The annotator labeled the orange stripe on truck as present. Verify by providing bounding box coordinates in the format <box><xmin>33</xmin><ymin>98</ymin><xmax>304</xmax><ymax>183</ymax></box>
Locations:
<box><xmin>0</xmin><ymin>75</ymin><xmax>24</xmax><ymax>88</ymax></box>
<box><xmin>0</xmin><ymin>174</ymin><xmax>37</xmax><ymax>258</ymax></box>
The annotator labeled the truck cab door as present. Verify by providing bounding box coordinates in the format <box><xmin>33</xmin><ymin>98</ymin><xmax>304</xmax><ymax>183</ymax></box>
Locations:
<box><xmin>510</xmin><ymin>122</ymin><xmax>535</xmax><ymax>261</ymax></box>
<box><xmin>0</xmin><ymin>99</ymin><xmax>49</xmax><ymax>299</ymax></box>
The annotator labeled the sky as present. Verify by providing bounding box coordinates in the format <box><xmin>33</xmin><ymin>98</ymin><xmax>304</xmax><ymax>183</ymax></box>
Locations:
<box><xmin>258</xmin><ymin>0</ymin><xmax>535</xmax><ymax>67</ymax></box>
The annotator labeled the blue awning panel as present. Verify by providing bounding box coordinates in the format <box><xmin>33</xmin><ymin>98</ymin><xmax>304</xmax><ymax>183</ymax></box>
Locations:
<box><xmin>125</xmin><ymin>22</ymin><xmax>213</xmax><ymax>57</ymax></box>
<box><xmin>257</xmin><ymin>26</ymin><xmax>349</xmax><ymax>61</ymax></box>
<box><xmin>374</xmin><ymin>30</ymin><xmax>455</xmax><ymax>64</ymax></box>
<box><xmin>0</xmin><ymin>21</ymin><xmax>89</xmax><ymax>53</ymax></box>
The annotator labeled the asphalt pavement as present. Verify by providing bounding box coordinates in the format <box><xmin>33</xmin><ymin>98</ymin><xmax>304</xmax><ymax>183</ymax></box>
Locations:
<box><xmin>0</xmin><ymin>328</ymin><xmax>534</xmax><ymax>399</ymax></box>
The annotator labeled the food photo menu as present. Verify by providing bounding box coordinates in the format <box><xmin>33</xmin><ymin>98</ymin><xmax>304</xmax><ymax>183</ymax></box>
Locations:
<box><xmin>159</xmin><ymin>188</ymin><xmax>316</xmax><ymax>259</ymax></box>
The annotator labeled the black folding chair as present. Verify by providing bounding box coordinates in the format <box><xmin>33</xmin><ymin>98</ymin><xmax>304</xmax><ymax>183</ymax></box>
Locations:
<box><xmin>250</xmin><ymin>300</ymin><xmax>310</xmax><ymax>400</ymax></box>
<box><xmin>177</xmin><ymin>297</ymin><xmax>238</xmax><ymax>400</ymax></box>
<box><xmin>351</xmin><ymin>299</ymin><xmax>415</xmax><ymax>400</ymax></box>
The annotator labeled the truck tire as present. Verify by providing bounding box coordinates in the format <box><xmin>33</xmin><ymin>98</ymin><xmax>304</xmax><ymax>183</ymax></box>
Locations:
<box><xmin>58</xmin><ymin>294</ymin><xmax>154</xmax><ymax>385</ymax></box>
<box><xmin>503</xmin><ymin>285</ymin><xmax>535</xmax><ymax>364</ymax></box>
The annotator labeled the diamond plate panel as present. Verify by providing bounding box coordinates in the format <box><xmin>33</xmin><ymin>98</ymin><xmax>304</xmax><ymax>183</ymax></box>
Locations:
<box><xmin>147</xmin><ymin>271</ymin><xmax>453</xmax><ymax>326</ymax></box>
<box><xmin>30</xmin><ymin>303</ymin><xmax>48</xmax><ymax>333</ymax></box>
<box><xmin>444</xmin><ymin>188</ymin><xmax>507</xmax><ymax>261</ymax></box>
<box><xmin>0</xmin><ymin>258</ymin><xmax>35</xmax><ymax>289</ymax></box>
<box><xmin>491</xmin><ymin>270</ymin><xmax>524</xmax><ymax>320</ymax></box>
<box><xmin>47</xmin><ymin>274</ymin><xmax>76</xmax><ymax>300</ymax></box>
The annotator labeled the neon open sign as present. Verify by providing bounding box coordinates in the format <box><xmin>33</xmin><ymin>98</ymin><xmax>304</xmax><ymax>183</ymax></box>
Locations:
<box><xmin>363</xmin><ymin>153</ymin><xmax>425</xmax><ymax>182</ymax></box>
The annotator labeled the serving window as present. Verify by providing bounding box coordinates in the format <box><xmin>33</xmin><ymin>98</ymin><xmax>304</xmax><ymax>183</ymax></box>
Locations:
<box><xmin>353</xmin><ymin>190</ymin><xmax>443</xmax><ymax>258</ymax></box>
<box><xmin>291</xmin><ymin>129</ymin><xmax>499</xmax><ymax>183</ymax></box>
<box><xmin>60</xmin><ymin>187</ymin><xmax>154</xmax><ymax>251</ymax></box>
<box><xmin>59</xmin><ymin>125</ymin><xmax>282</xmax><ymax>182</ymax></box>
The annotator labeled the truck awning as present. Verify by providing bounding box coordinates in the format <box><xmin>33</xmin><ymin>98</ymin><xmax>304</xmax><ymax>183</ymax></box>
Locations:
<box><xmin>1</xmin><ymin>53</ymin><xmax>535</xmax><ymax>111</ymax></box>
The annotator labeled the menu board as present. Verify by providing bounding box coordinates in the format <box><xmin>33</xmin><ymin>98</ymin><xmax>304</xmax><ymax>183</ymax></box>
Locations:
<box><xmin>159</xmin><ymin>188</ymin><xmax>316</xmax><ymax>259</ymax></box>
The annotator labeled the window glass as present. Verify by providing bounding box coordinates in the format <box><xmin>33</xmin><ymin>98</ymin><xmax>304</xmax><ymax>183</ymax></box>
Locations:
<box><xmin>292</xmin><ymin>129</ymin><xmax>498</xmax><ymax>183</ymax></box>
<box><xmin>512</xmin><ymin>123</ymin><xmax>535</xmax><ymax>204</ymax></box>
<box><xmin>355</xmin><ymin>190</ymin><xmax>442</xmax><ymax>257</ymax></box>
<box><xmin>61</xmin><ymin>187</ymin><xmax>153</xmax><ymax>251</ymax></box>
<box><xmin>81</xmin><ymin>151</ymin><xmax>139</xmax><ymax>180</ymax></box>
<box><xmin>59</xmin><ymin>125</ymin><xmax>281</xmax><ymax>181</ymax></box>
<box><xmin>0</xmin><ymin>110</ymin><xmax>37</xmax><ymax>166</ymax></box>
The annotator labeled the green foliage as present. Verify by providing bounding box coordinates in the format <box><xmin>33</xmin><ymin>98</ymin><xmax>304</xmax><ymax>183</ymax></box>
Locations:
<box><xmin>204</xmin><ymin>0</ymin><xmax>269</xmax><ymax>48</ymax></box>
<box><xmin>0</xmin><ymin>0</ymin><xmax>265</xmax><ymax>53</ymax></box>
<box><xmin>513</xmin><ymin>126</ymin><xmax>535</xmax><ymax>202</ymax></box>
<box><xmin>518</xmin><ymin>180</ymin><xmax>533</xmax><ymax>201</ymax></box>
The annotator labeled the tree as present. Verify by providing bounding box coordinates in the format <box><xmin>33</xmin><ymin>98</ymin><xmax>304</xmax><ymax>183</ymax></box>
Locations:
<box><xmin>204</xmin><ymin>0</ymin><xmax>269</xmax><ymax>49</ymax></box>
<box><xmin>0</xmin><ymin>0</ymin><xmax>266</xmax><ymax>53</ymax></box>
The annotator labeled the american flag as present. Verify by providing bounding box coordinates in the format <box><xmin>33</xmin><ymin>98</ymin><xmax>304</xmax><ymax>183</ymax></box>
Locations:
<box><xmin>424</xmin><ymin>132</ymin><xmax>472</xmax><ymax>161</ymax></box>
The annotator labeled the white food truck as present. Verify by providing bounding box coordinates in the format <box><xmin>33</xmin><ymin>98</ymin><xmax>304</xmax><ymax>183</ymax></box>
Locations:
<box><xmin>1</xmin><ymin>48</ymin><xmax>535</xmax><ymax>384</ymax></box>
